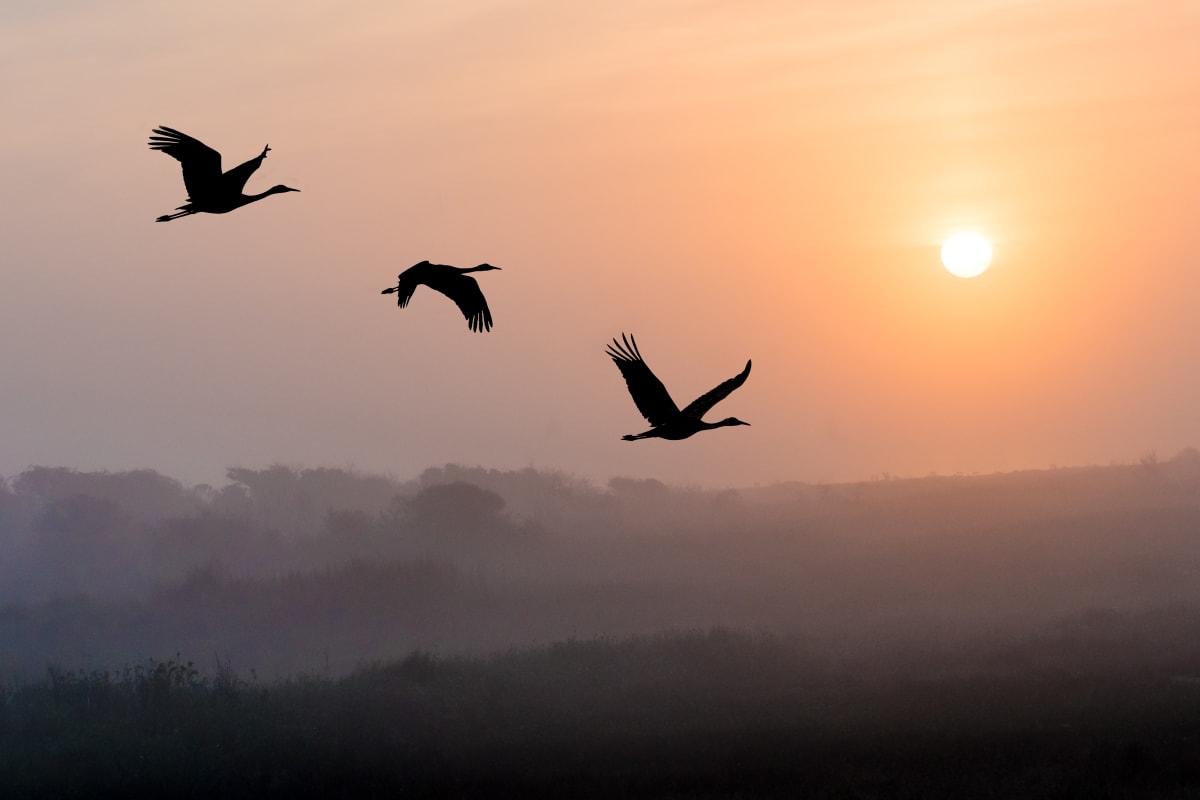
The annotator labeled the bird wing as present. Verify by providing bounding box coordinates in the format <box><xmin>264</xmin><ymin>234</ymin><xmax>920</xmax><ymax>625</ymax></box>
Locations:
<box><xmin>391</xmin><ymin>273</ymin><xmax>420</xmax><ymax>308</ymax></box>
<box><xmin>221</xmin><ymin>152</ymin><xmax>266</xmax><ymax>194</ymax></box>
<box><xmin>434</xmin><ymin>274</ymin><xmax>494</xmax><ymax>332</ymax></box>
<box><xmin>606</xmin><ymin>334</ymin><xmax>680</xmax><ymax>426</ymax></box>
<box><xmin>149</xmin><ymin>127</ymin><xmax>223</xmax><ymax>201</ymax></box>
<box><xmin>680</xmin><ymin>360</ymin><xmax>752</xmax><ymax>419</ymax></box>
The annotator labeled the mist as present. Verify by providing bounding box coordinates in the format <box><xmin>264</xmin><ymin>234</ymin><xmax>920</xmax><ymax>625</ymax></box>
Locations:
<box><xmin>7</xmin><ymin>456</ymin><xmax>1200</xmax><ymax>794</ymax></box>
<box><xmin>4</xmin><ymin>453</ymin><xmax>1200</xmax><ymax>676</ymax></box>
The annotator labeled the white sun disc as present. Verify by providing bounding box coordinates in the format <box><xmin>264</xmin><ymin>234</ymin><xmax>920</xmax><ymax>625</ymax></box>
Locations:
<box><xmin>941</xmin><ymin>233</ymin><xmax>992</xmax><ymax>278</ymax></box>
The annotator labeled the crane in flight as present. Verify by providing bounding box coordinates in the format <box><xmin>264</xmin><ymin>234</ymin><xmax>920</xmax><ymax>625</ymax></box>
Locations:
<box><xmin>148</xmin><ymin>126</ymin><xmax>299</xmax><ymax>222</ymax></box>
<box><xmin>381</xmin><ymin>261</ymin><xmax>501</xmax><ymax>333</ymax></box>
<box><xmin>606</xmin><ymin>333</ymin><xmax>751</xmax><ymax>440</ymax></box>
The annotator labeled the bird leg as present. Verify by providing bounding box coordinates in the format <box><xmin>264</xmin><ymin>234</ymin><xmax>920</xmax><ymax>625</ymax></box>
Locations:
<box><xmin>260</xmin><ymin>144</ymin><xmax>271</xmax><ymax>158</ymax></box>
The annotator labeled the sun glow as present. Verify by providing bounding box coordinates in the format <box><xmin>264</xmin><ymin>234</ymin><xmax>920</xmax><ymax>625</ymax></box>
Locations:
<box><xmin>941</xmin><ymin>233</ymin><xmax>993</xmax><ymax>278</ymax></box>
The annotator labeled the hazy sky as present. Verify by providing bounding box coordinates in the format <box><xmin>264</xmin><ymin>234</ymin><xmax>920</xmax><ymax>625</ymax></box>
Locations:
<box><xmin>2</xmin><ymin>0</ymin><xmax>1198</xmax><ymax>488</ymax></box>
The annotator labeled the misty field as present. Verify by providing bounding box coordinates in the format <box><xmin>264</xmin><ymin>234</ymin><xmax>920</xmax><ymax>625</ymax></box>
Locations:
<box><xmin>6</xmin><ymin>628</ymin><xmax>1200</xmax><ymax>798</ymax></box>
<box><xmin>3</xmin><ymin>456</ymin><xmax>1200</xmax><ymax>795</ymax></box>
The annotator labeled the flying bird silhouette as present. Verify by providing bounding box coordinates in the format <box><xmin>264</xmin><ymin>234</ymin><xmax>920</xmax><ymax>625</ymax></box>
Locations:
<box><xmin>381</xmin><ymin>261</ymin><xmax>501</xmax><ymax>332</ymax></box>
<box><xmin>148</xmin><ymin>126</ymin><xmax>299</xmax><ymax>222</ymax></box>
<box><xmin>606</xmin><ymin>334</ymin><xmax>751</xmax><ymax>441</ymax></box>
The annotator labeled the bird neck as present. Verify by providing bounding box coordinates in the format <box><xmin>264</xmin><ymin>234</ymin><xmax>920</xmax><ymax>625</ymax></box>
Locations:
<box><xmin>243</xmin><ymin>188</ymin><xmax>277</xmax><ymax>203</ymax></box>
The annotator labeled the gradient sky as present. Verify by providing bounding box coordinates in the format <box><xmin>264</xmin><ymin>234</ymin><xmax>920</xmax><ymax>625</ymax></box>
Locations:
<box><xmin>2</xmin><ymin>0</ymin><xmax>1198</xmax><ymax>488</ymax></box>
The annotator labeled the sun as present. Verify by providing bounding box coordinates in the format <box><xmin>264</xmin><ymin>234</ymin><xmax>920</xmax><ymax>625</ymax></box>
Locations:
<box><xmin>941</xmin><ymin>232</ymin><xmax>992</xmax><ymax>278</ymax></box>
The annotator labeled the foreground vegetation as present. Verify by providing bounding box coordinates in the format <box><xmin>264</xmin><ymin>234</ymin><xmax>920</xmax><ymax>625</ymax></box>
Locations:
<box><xmin>5</xmin><ymin>629</ymin><xmax>1200</xmax><ymax>799</ymax></box>
<box><xmin>4</xmin><ymin>459</ymin><xmax>1200</xmax><ymax>795</ymax></box>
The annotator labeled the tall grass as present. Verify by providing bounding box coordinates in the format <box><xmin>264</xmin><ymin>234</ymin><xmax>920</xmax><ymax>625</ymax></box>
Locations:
<box><xmin>5</xmin><ymin>629</ymin><xmax>1200</xmax><ymax>798</ymax></box>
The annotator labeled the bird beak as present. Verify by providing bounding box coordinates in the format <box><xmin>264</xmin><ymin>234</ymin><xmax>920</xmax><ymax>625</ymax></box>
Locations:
<box><xmin>381</xmin><ymin>287</ymin><xmax>397</xmax><ymax>295</ymax></box>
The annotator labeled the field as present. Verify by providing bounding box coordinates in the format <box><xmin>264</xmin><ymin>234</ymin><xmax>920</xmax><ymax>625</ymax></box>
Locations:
<box><xmin>6</xmin><ymin>626</ymin><xmax>1200</xmax><ymax>798</ymax></box>
<box><xmin>4</xmin><ymin>459</ymin><xmax>1200</xmax><ymax>796</ymax></box>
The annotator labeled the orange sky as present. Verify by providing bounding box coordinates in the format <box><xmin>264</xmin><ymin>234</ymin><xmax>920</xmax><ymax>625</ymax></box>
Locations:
<box><xmin>1</xmin><ymin>1</ymin><xmax>1198</xmax><ymax>487</ymax></box>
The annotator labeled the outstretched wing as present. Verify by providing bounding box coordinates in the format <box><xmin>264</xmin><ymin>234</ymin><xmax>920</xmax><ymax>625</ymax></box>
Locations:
<box><xmin>680</xmin><ymin>360</ymin><xmax>751</xmax><ymax>419</ymax></box>
<box><xmin>386</xmin><ymin>261</ymin><xmax>433</xmax><ymax>309</ymax></box>
<box><xmin>221</xmin><ymin>151</ymin><xmax>267</xmax><ymax>194</ymax></box>
<box><xmin>148</xmin><ymin>127</ymin><xmax>223</xmax><ymax>201</ymax></box>
<box><xmin>390</xmin><ymin>273</ymin><xmax>420</xmax><ymax>308</ymax></box>
<box><xmin>433</xmin><ymin>274</ymin><xmax>494</xmax><ymax>332</ymax></box>
<box><xmin>606</xmin><ymin>334</ymin><xmax>680</xmax><ymax>427</ymax></box>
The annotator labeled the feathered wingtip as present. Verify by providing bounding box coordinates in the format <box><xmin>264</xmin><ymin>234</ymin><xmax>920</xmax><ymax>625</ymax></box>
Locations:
<box><xmin>148</xmin><ymin>126</ymin><xmax>184</xmax><ymax>151</ymax></box>
<box><xmin>380</xmin><ymin>285</ymin><xmax>409</xmax><ymax>308</ymax></box>
<box><xmin>605</xmin><ymin>332</ymin><xmax>643</xmax><ymax>363</ymax></box>
<box><xmin>467</xmin><ymin>309</ymin><xmax>494</xmax><ymax>333</ymax></box>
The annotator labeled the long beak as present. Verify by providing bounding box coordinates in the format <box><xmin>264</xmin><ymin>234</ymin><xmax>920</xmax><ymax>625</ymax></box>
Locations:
<box><xmin>381</xmin><ymin>287</ymin><xmax>397</xmax><ymax>295</ymax></box>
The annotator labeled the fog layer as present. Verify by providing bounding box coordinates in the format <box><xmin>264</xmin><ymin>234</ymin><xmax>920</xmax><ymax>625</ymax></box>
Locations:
<box><xmin>3</xmin><ymin>453</ymin><xmax>1199</xmax><ymax>678</ymax></box>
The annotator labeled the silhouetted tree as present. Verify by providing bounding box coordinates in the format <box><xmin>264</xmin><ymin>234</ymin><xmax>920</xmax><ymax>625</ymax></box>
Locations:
<box><xmin>226</xmin><ymin>466</ymin><xmax>310</xmax><ymax>535</ymax></box>
<box><xmin>408</xmin><ymin>482</ymin><xmax>505</xmax><ymax>534</ymax></box>
<box><xmin>608</xmin><ymin>476</ymin><xmax>670</xmax><ymax>502</ymax></box>
<box><xmin>13</xmin><ymin>467</ymin><xmax>196</xmax><ymax>522</ymax></box>
<box><xmin>34</xmin><ymin>494</ymin><xmax>135</xmax><ymax>595</ymax></box>
<box><xmin>209</xmin><ymin>483</ymin><xmax>255</xmax><ymax>518</ymax></box>
<box><xmin>383</xmin><ymin>481</ymin><xmax>544</xmax><ymax>561</ymax></box>
<box><xmin>0</xmin><ymin>477</ymin><xmax>35</xmax><ymax>545</ymax></box>
<box><xmin>0</xmin><ymin>479</ymin><xmax>38</xmax><ymax>601</ymax></box>
<box><xmin>226</xmin><ymin>465</ymin><xmax>401</xmax><ymax>537</ymax></box>
<box><xmin>418</xmin><ymin>464</ymin><xmax>615</xmax><ymax>535</ymax></box>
